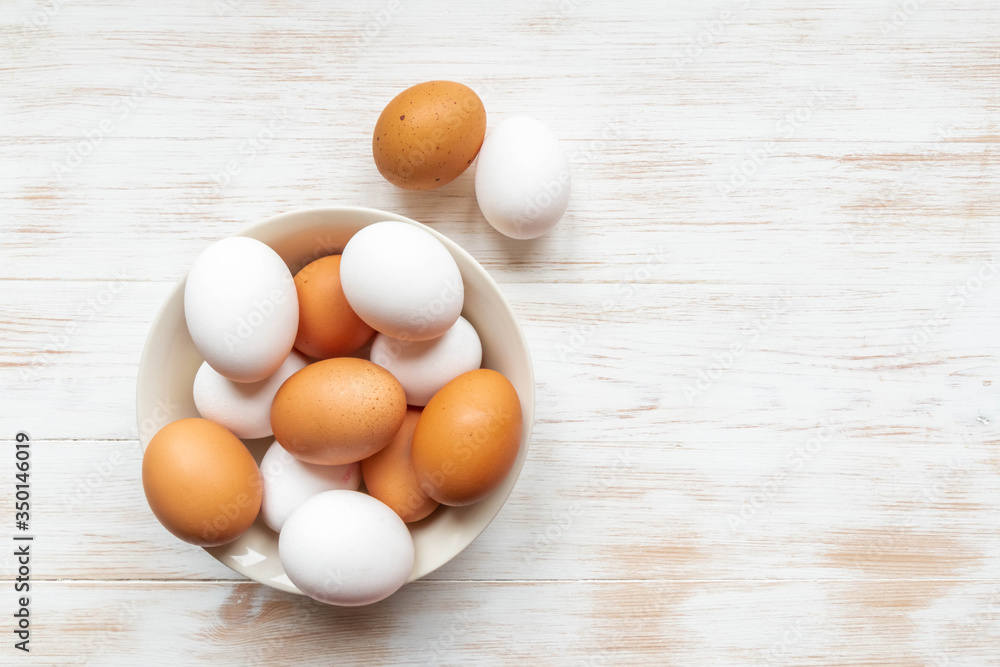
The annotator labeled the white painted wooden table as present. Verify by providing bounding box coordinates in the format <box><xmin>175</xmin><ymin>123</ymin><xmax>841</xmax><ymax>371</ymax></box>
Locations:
<box><xmin>3</xmin><ymin>0</ymin><xmax>1000</xmax><ymax>664</ymax></box>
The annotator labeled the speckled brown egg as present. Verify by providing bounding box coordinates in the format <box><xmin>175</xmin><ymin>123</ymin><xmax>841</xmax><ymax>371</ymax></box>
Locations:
<box><xmin>293</xmin><ymin>255</ymin><xmax>374</xmax><ymax>359</ymax></box>
<box><xmin>411</xmin><ymin>369</ymin><xmax>522</xmax><ymax>506</ymax></box>
<box><xmin>372</xmin><ymin>80</ymin><xmax>487</xmax><ymax>190</ymax></box>
<box><xmin>271</xmin><ymin>357</ymin><xmax>407</xmax><ymax>465</ymax></box>
<box><xmin>361</xmin><ymin>408</ymin><xmax>439</xmax><ymax>523</ymax></box>
<box><xmin>142</xmin><ymin>418</ymin><xmax>262</xmax><ymax>547</ymax></box>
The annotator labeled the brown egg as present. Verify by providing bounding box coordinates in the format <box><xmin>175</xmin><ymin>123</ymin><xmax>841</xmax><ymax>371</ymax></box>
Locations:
<box><xmin>142</xmin><ymin>418</ymin><xmax>262</xmax><ymax>547</ymax></box>
<box><xmin>411</xmin><ymin>369</ymin><xmax>522</xmax><ymax>506</ymax></box>
<box><xmin>362</xmin><ymin>408</ymin><xmax>439</xmax><ymax>523</ymax></box>
<box><xmin>293</xmin><ymin>255</ymin><xmax>374</xmax><ymax>359</ymax></box>
<box><xmin>372</xmin><ymin>80</ymin><xmax>487</xmax><ymax>190</ymax></box>
<box><xmin>271</xmin><ymin>357</ymin><xmax>407</xmax><ymax>465</ymax></box>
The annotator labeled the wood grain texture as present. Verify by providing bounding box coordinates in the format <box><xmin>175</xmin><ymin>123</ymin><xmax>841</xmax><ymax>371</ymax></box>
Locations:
<box><xmin>3</xmin><ymin>0</ymin><xmax>1000</xmax><ymax>664</ymax></box>
<box><xmin>11</xmin><ymin>580</ymin><xmax>1000</xmax><ymax>666</ymax></box>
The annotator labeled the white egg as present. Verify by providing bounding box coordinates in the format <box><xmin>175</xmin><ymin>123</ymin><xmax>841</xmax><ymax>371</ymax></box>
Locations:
<box><xmin>475</xmin><ymin>115</ymin><xmax>571</xmax><ymax>240</ymax></box>
<box><xmin>184</xmin><ymin>237</ymin><xmax>298</xmax><ymax>383</ymax></box>
<box><xmin>192</xmin><ymin>351</ymin><xmax>308</xmax><ymax>439</ymax></box>
<box><xmin>370</xmin><ymin>316</ymin><xmax>482</xmax><ymax>406</ymax></box>
<box><xmin>259</xmin><ymin>441</ymin><xmax>360</xmax><ymax>532</ymax></box>
<box><xmin>340</xmin><ymin>221</ymin><xmax>463</xmax><ymax>342</ymax></box>
<box><xmin>279</xmin><ymin>490</ymin><xmax>414</xmax><ymax>606</ymax></box>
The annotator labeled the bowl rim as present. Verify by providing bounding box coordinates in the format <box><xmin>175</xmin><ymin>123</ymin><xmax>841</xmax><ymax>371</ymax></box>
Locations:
<box><xmin>136</xmin><ymin>205</ymin><xmax>535</xmax><ymax>591</ymax></box>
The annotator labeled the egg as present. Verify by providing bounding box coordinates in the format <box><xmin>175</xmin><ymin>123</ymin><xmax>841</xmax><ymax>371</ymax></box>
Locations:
<box><xmin>142</xmin><ymin>418</ymin><xmax>262</xmax><ymax>546</ymax></box>
<box><xmin>259</xmin><ymin>440</ymin><xmax>360</xmax><ymax>532</ymax></box>
<box><xmin>361</xmin><ymin>408</ymin><xmax>439</xmax><ymax>523</ymax></box>
<box><xmin>475</xmin><ymin>115</ymin><xmax>572</xmax><ymax>239</ymax></box>
<box><xmin>411</xmin><ymin>369</ymin><xmax>522</xmax><ymax>506</ymax></box>
<box><xmin>293</xmin><ymin>255</ymin><xmax>374</xmax><ymax>359</ymax></box>
<box><xmin>279</xmin><ymin>490</ymin><xmax>414</xmax><ymax>606</ymax></box>
<box><xmin>340</xmin><ymin>221</ymin><xmax>464</xmax><ymax>341</ymax></box>
<box><xmin>372</xmin><ymin>80</ymin><xmax>486</xmax><ymax>190</ymax></box>
<box><xmin>370</xmin><ymin>316</ymin><xmax>482</xmax><ymax>406</ymax></box>
<box><xmin>184</xmin><ymin>237</ymin><xmax>299</xmax><ymax>382</ymax></box>
<box><xmin>192</xmin><ymin>350</ymin><xmax>308</xmax><ymax>439</ymax></box>
<box><xmin>270</xmin><ymin>357</ymin><xmax>407</xmax><ymax>465</ymax></box>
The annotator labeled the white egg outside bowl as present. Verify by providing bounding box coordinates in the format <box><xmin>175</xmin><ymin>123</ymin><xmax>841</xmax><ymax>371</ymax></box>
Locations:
<box><xmin>135</xmin><ymin>206</ymin><xmax>535</xmax><ymax>596</ymax></box>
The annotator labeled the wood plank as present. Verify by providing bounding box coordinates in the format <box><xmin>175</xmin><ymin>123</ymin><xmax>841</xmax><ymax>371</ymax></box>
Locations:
<box><xmin>1</xmin><ymin>138</ymin><xmax>998</xmax><ymax>283</ymax></box>
<box><xmin>3</xmin><ymin>411</ymin><xmax>999</xmax><ymax>582</ymax></box>
<box><xmin>4</xmin><ymin>280</ymin><xmax>1000</xmax><ymax>442</ymax></box>
<box><xmin>6</xmin><ymin>580</ymin><xmax>1000</xmax><ymax>665</ymax></box>
<box><xmin>2</xmin><ymin>1</ymin><xmax>999</xmax><ymax>142</ymax></box>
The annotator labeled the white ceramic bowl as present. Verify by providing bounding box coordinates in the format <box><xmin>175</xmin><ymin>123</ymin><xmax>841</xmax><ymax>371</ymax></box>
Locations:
<box><xmin>136</xmin><ymin>206</ymin><xmax>534</xmax><ymax>595</ymax></box>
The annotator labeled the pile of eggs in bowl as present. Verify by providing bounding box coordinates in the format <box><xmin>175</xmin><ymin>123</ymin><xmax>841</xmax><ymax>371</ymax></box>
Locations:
<box><xmin>141</xmin><ymin>221</ymin><xmax>523</xmax><ymax>606</ymax></box>
<box><xmin>142</xmin><ymin>79</ymin><xmax>570</xmax><ymax>606</ymax></box>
